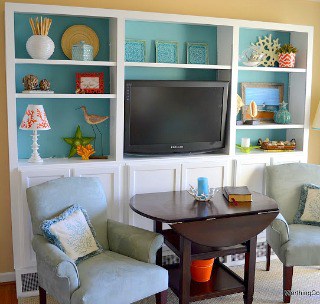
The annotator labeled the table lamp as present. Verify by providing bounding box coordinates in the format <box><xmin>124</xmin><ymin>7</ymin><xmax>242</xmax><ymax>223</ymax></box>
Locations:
<box><xmin>312</xmin><ymin>101</ymin><xmax>320</xmax><ymax>130</ymax></box>
<box><xmin>20</xmin><ymin>104</ymin><xmax>50</xmax><ymax>163</ymax></box>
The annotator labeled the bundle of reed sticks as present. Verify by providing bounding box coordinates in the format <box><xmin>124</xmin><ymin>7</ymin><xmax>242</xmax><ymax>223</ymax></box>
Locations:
<box><xmin>29</xmin><ymin>17</ymin><xmax>52</xmax><ymax>36</ymax></box>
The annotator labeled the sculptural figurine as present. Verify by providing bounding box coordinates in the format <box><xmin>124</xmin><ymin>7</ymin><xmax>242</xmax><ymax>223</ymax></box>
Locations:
<box><xmin>22</xmin><ymin>74</ymin><xmax>38</xmax><ymax>90</ymax></box>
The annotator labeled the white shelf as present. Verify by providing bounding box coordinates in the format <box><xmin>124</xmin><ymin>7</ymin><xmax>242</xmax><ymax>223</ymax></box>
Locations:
<box><xmin>125</xmin><ymin>62</ymin><xmax>231</xmax><ymax>70</ymax></box>
<box><xmin>18</xmin><ymin>157</ymin><xmax>116</xmax><ymax>168</ymax></box>
<box><xmin>16</xmin><ymin>93</ymin><xmax>116</xmax><ymax>99</ymax></box>
<box><xmin>238</xmin><ymin>66</ymin><xmax>306</xmax><ymax>73</ymax></box>
<box><xmin>236</xmin><ymin>149</ymin><xmax>304</xmax><ymax>156</ymax></box>
<box><xmin>236</xmin><ymin>123</ymin><xmax>304</xmax><ymax>130</ymax></box>
<box><xmin>15</xmin><ymin>58</ymin><xmax>117</xmax><ymax>66</ymax></box>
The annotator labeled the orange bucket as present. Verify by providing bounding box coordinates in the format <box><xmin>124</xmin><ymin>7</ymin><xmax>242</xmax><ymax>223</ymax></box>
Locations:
<box><xmin>190</xmin><ymin>258</ymin><xmax>214</xmax><ymax>282</ymax></box>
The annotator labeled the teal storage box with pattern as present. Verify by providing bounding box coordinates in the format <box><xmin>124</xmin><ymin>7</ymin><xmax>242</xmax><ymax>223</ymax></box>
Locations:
<box><xmin>72</xmin><ymin>41</ymin><xmax>93</xmax><ymax>61</ymax></box>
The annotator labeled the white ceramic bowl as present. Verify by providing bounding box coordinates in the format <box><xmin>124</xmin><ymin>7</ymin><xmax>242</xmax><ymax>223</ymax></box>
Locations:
<box><xmin>26</xmin><ymin>35</ymin><xmax>55</xmax><ymax>60</ymax></box>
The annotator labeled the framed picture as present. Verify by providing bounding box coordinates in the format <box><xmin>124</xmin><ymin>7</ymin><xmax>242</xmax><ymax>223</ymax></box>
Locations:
<box><xmin>125</xmin><ymin>39</ymin><xmax>146</xmax><ymax>62</ymax></box>
<box><xmin>155</xmin><ymin>40</ymin><xmax>179</xmax><ymax>64</ymax></box>
<box><xmin>241</xmin><ymin>82</ymin><xmax>284</xmax><ymax>122</ymax></box>
<box><xmin>76</xmin><ymin>72</ymin><xmax>104</xmax><ymax>94</ymax></box>
<box><xmin>187</xmin><ymin>42</ymin><xmax>209</xmax><ymax>64</ymax></box>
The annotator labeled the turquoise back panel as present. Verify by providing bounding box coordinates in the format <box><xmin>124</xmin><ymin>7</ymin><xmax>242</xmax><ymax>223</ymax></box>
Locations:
<box><xmin>236</xmin><ymin>129</ymin><xmax>287</xmax><ymax>146</ymax></box>
<box><xmin>17</xmin><ymin>99</ymin><xmax>110</xmax><ymax>159</ymax></box>
<box><xmin>239</xmin><ymin>29</ymin><xmax>290</xmax><ymax>67</ymax></box>
<box><xmin>14</xmin><ymin>13</ymin><xmax>110</xmax><ymax>60</ymax></box>
<box><xmin>125</xmin><ymin>67</ymin><xmax>217</xmax><ymax>81</ymax></box>
<box><xmin>126</xmin><ymin>21</ymin><xmax>217</xmax><ymax>64</ymax></box>
<box><xmin>14</xmin><ymin>13</ymin><xmax>111</xmax><ymax>159</ymax></box>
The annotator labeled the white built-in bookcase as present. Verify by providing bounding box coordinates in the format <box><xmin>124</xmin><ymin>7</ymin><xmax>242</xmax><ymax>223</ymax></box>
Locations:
<box><xmin>5</xmin><ymin>2</ymin><xmax>313</xmax><ymax>297</ymax></box>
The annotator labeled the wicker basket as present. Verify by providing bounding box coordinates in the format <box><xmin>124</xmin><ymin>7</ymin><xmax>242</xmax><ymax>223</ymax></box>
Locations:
<box><xmin>261</xmin><ymin>142</ymin><xmax>295</xmax><ymax>150</ymax></box>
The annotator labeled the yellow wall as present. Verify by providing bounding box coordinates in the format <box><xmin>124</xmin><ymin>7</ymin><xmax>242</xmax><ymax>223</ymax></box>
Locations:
<box><xmin>1</xmin><ymin>0</ymin><xmax>320</xmax><ymax>274</ymax></box>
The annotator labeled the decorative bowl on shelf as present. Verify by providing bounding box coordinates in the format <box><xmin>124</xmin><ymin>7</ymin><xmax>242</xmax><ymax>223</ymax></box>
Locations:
<box><xmin>187</xmin><ymin>186</ymin><xmax>217</xmax><ymax>202</ymax></box>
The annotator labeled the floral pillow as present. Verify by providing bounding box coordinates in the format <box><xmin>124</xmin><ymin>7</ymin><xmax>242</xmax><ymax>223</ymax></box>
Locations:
<box><xmin>293</xmin><ymin>184</ymin><xmax>320</xmax><ymax>226</ymax></box>
<box><xmin>41</xmin><ymin>204</ymin><xmax>103</xmax><ymax>264</ymax></box>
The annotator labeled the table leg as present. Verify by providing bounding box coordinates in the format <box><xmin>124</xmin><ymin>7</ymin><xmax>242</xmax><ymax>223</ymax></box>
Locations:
<box><xmin>243</xmin><ymin>236</ymin><xmax>257</xmax><ymax>304</ymax></box>
<box><xmin>179</xmin><ymin>236</ymin><xmax>191</xmax><ymax>304</ymax></box>
<box><xmin>154</xmin><ymin>221</ymin><xmax>163</xmax><ymax>266</ymax></box>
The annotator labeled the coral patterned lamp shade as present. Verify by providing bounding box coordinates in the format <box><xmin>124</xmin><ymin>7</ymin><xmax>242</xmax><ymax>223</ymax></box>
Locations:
<box><xmin>20</xmin><ymin>105</ymin><xmax>50</xmax><ymax>163</ymax></box>
<box><xmin>20</xmin><ymin>104</ymin><xmax>51</xmax><ymax>130</ymax></box>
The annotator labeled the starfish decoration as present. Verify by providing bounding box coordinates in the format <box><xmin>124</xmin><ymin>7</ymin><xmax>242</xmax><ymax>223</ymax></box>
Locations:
<box><xmin>63</xmin><ymin>125</ymin><xmax>95</xmax><ymax>158</ymax></box>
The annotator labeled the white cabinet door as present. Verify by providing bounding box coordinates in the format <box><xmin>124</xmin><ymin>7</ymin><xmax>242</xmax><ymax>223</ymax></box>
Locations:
<box><xmin>19</xmin><ymin>168</ymin><xmax>71</xmax><ymax>268</ymax></box>
<box><xmin>127</xmin><ymin>163</ymin><xmax>181</xmax><ymax>230</ymax></box>
<box><xmin>233</xmin><ymin>158</ymin><xmax>270</xmax><ymax>194</ymax></box>
<box><xmin>73</xmin><ymin>165</ymin><xmax>122</xmax><ymax>222</ymax></box>
<box><xmin>271</xmin><ymin>155</ymin><xmax>305</xmax><ymax>165</ymax></box>
<box><xmin>181</xmin><ymin>159</ymin><xmax>231</xmax><ymax>190</ymax></box>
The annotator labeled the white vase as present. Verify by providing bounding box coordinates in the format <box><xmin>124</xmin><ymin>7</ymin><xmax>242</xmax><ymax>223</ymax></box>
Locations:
<box><xmin>26</xmin><ymin>35</ymin><xmax>55</xmax><ymax>60</ymax></box>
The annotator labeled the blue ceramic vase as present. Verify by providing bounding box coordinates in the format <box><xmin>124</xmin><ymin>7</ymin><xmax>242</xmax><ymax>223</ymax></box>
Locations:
<box><xmin>274</xmin><ymin>102</ymin><xmax>291</xmax><ymax>124</ymax></box>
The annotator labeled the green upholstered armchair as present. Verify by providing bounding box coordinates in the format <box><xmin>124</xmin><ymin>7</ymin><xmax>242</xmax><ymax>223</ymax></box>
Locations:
<box><xmin>26</xmin><ymin>177</ymin><xmax>168</xmax><ymax>304</ymax></box>
<box><xmin>265</xmin><ymin>163</ymin><xmax>320</xmax><ymax>303</ymax></box>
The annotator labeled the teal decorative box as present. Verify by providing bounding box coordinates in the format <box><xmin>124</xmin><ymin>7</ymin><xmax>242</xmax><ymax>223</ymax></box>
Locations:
<box><xmin>72</xmin><ymin>41</ymin><xmax>93</xmax><ymax>61</ymax></box>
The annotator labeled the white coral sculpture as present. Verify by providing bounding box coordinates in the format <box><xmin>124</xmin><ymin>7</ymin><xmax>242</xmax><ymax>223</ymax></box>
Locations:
<box><xmin>251</xmin><ymin>34</ymin><xmax>280</xmax><ymax>67</ymax></box>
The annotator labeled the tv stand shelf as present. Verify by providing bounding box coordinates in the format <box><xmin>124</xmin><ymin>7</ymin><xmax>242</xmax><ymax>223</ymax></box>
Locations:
<box><xmin>167</xmin><ymin>262</ymin><xmax>245</xmax><ymax>302</ymax></box>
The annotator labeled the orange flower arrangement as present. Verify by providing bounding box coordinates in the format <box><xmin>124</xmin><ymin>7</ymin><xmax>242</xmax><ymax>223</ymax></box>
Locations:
<box><xmin>76</xmin><ymin>144</ymin><xmax>95</xmax><ymax>160</ymax></box>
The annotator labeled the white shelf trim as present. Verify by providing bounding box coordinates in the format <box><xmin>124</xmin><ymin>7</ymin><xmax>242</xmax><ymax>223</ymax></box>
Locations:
<box><xmin>125</xmin><ymin>62</ymin><xmax>231</xmax><ymax>70</ymax></box>
<box><xmin>238</xmin><ymin>66</ymin><xmax>306</xmax><ymax>73</ymax></box>
<box><xmin>236</xmin><ymin>123</ymin><xmax>304</xmax><ymax>130</ymax></box>
<box><xmin>16</xmin><ymin>93</ymin><xmax>117</xmax><ymax>99</ymax></box>
<box><xmin>15</xmin><ymin>59</ymin><xmax>117</xmax><ymax>66</ymax></box>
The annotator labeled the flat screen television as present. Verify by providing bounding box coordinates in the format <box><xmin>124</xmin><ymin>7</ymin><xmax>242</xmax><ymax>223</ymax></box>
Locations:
<box><xmin>124</xmin><ymin>80</ymin><xmax>229</xmax><ymax>155</ymax></box>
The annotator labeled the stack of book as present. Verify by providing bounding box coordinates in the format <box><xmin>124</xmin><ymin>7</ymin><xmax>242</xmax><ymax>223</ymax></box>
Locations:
<box><xmin>223</xmin><ymin>186</ymin><xmax>252</xmax><ymax>204</ymax></box>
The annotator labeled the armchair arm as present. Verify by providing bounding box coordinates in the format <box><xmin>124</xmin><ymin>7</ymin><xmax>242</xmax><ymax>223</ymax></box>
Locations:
<box><xmin>270</xmin><ymin>213</ymin><xmax>290</xmax><ymax>244</ymax></box>
<box><xmin>107</xmin><ymin>220</ymin><xmax>164</xmax><ymax>264</ymax></box>
<box><xmin>32</xmin><ymin>235</ymin><xmax>80</xmax><ymax>293</ymax></box>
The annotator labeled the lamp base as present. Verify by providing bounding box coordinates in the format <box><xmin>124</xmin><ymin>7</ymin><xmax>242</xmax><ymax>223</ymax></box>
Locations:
<box><xmin>28</xmin><ymin>130</ymin><xmax>43</xmax><ymax>163</ymax></box>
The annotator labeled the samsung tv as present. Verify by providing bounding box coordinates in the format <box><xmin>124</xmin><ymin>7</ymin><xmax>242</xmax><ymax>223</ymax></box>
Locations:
<box><xmin>124</xmin><ymin>80</ymin><xmax>229</xmax><ymax>155</ymax></box>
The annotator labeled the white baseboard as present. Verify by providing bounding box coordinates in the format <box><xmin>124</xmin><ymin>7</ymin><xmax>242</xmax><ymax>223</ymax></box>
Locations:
<box><xmin>0</xmin><ymin>272</ymin><xmax>15</xmax><ymax>283</ymax></box>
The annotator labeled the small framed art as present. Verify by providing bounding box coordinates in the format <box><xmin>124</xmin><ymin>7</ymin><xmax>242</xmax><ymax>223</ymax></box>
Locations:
<box><xmin>241</xmin><ymin>82</ymin><xmax>284</xmax><ymax>123</ymax></box>
<box><xmin>76</xmin><ymin>72</ymin><xmax>104</xmax><ymax>94</ymax></box>
<box><xmin>187</xmin><ymin>42</ymin><xmax>209</xmax><ymax>64</ymax></box>
<box><xmin>155</xmin><ymin>40</ymin><xmax>179</xmax><ymax>64</ymax></box>
<box><xmin>125</xmin><ymin>39</ymin><xmax>146</xmax><ymax>62</ymax></box>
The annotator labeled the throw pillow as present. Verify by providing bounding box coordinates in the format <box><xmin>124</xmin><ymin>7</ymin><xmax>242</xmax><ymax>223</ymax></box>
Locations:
<box><xmin>41</xmin><ymin>204</ymin><xmax>103</xmax><ymax>264</ymax></box>
<box><xmin>293</xmin><ymin>184</ymin><xmax>320</xmax><ymax>226</ymax></box>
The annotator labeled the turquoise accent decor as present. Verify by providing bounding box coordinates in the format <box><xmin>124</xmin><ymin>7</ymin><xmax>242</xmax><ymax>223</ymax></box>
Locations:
<box><xmin>294</xmin><ymin>184</ymin><xmax>320</xmax><ymax>227</ymax></box>
<box><xmin>156</xmin><ymin>40</ymin><xmax>179</xmax><ymax>63</ymax></box>
<box><xmin>125</xmin><ymin>21</ymin><xmax>217</xmax><ymax>64</ymax></box>
<box><xmin>41</xmin><ymin>204</ymin><xmax>103</xmax><ymax>264</ymax></box>
<box><xmin>125</xmin><ymin>39</ymin><xmax>146</xmax><ymax>62</ymax></box>
<box><xmin>197</xmin><ymin>177</ymin><xmax>209</xmax><ymax>196</ymax></box>
<box><xmin>274</xmin><ymin>102</ymin><xmax>292</xmax><ymax>124</ymax></box>
<box><xmin>72</xmin><ymin>41</ymin><xmax>94</xmax><ymax>61</ymax></box>
<box><xmin>187</xmin><ymin>42</ymin><xmax>209</xmax><ymax>64</ymax></box>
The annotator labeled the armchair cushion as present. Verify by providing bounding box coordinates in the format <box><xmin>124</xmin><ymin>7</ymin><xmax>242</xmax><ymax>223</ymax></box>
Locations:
<box><xmin>281</xmin><ymin>224</ymin><xmax>320</xmax><ymax>266</ymax></box>
<box><xmin>71</xmin><ymin>251</ymin><xmax>168</xmax><ymax>304</ymax></box>
<box><xmin>294</xmin><ymin>184</ymin><xmax>320</xmax><ymax>226</ymax></box>
<box><xmin>107</xmin><ymin>219</ymin><xmax>164</xmax><ymax>264</ymax></box>
<box><xmin>41</xmin><ymin>205</ymin><xmax>103</xmax><ymax>264</ymax></box>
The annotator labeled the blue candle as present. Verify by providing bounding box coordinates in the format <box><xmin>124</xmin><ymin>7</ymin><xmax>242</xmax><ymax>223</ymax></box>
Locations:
<box><xmin>198</xmin><ymin>177</ymin><xmax>209</xmax><ymax>196</ymax></box>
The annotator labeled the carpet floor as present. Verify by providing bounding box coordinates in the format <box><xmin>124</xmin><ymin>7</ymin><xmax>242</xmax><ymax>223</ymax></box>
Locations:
<box><xmin>19</xmin><ymin>259</ymin><xmax>320</xmax><ymax>304</ymax></box>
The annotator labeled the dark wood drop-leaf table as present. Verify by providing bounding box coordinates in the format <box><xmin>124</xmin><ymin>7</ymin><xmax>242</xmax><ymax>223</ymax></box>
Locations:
<box><xmin>130</xmin><ymin>189</ymin><xmax>279</xmax><ymax>304</ymax></box>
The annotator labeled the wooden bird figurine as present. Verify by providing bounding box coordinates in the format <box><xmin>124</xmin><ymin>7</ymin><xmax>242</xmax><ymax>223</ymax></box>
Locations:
<box><xmin>77</xmin><ymin>106</ymin><xmax>109</xmax><ymax>156</ymax></box>
<box><xmin>79</xmin><ymin>106</ymin><xmax>109</xmax><ymax>125</ymax></box>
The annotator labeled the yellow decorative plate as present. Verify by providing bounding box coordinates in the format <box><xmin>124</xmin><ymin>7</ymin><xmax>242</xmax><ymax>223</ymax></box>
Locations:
<box><xmin>61</xmin><ymin>25</ymin><xmax>99</xmax><ymax>59</ymax></box>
